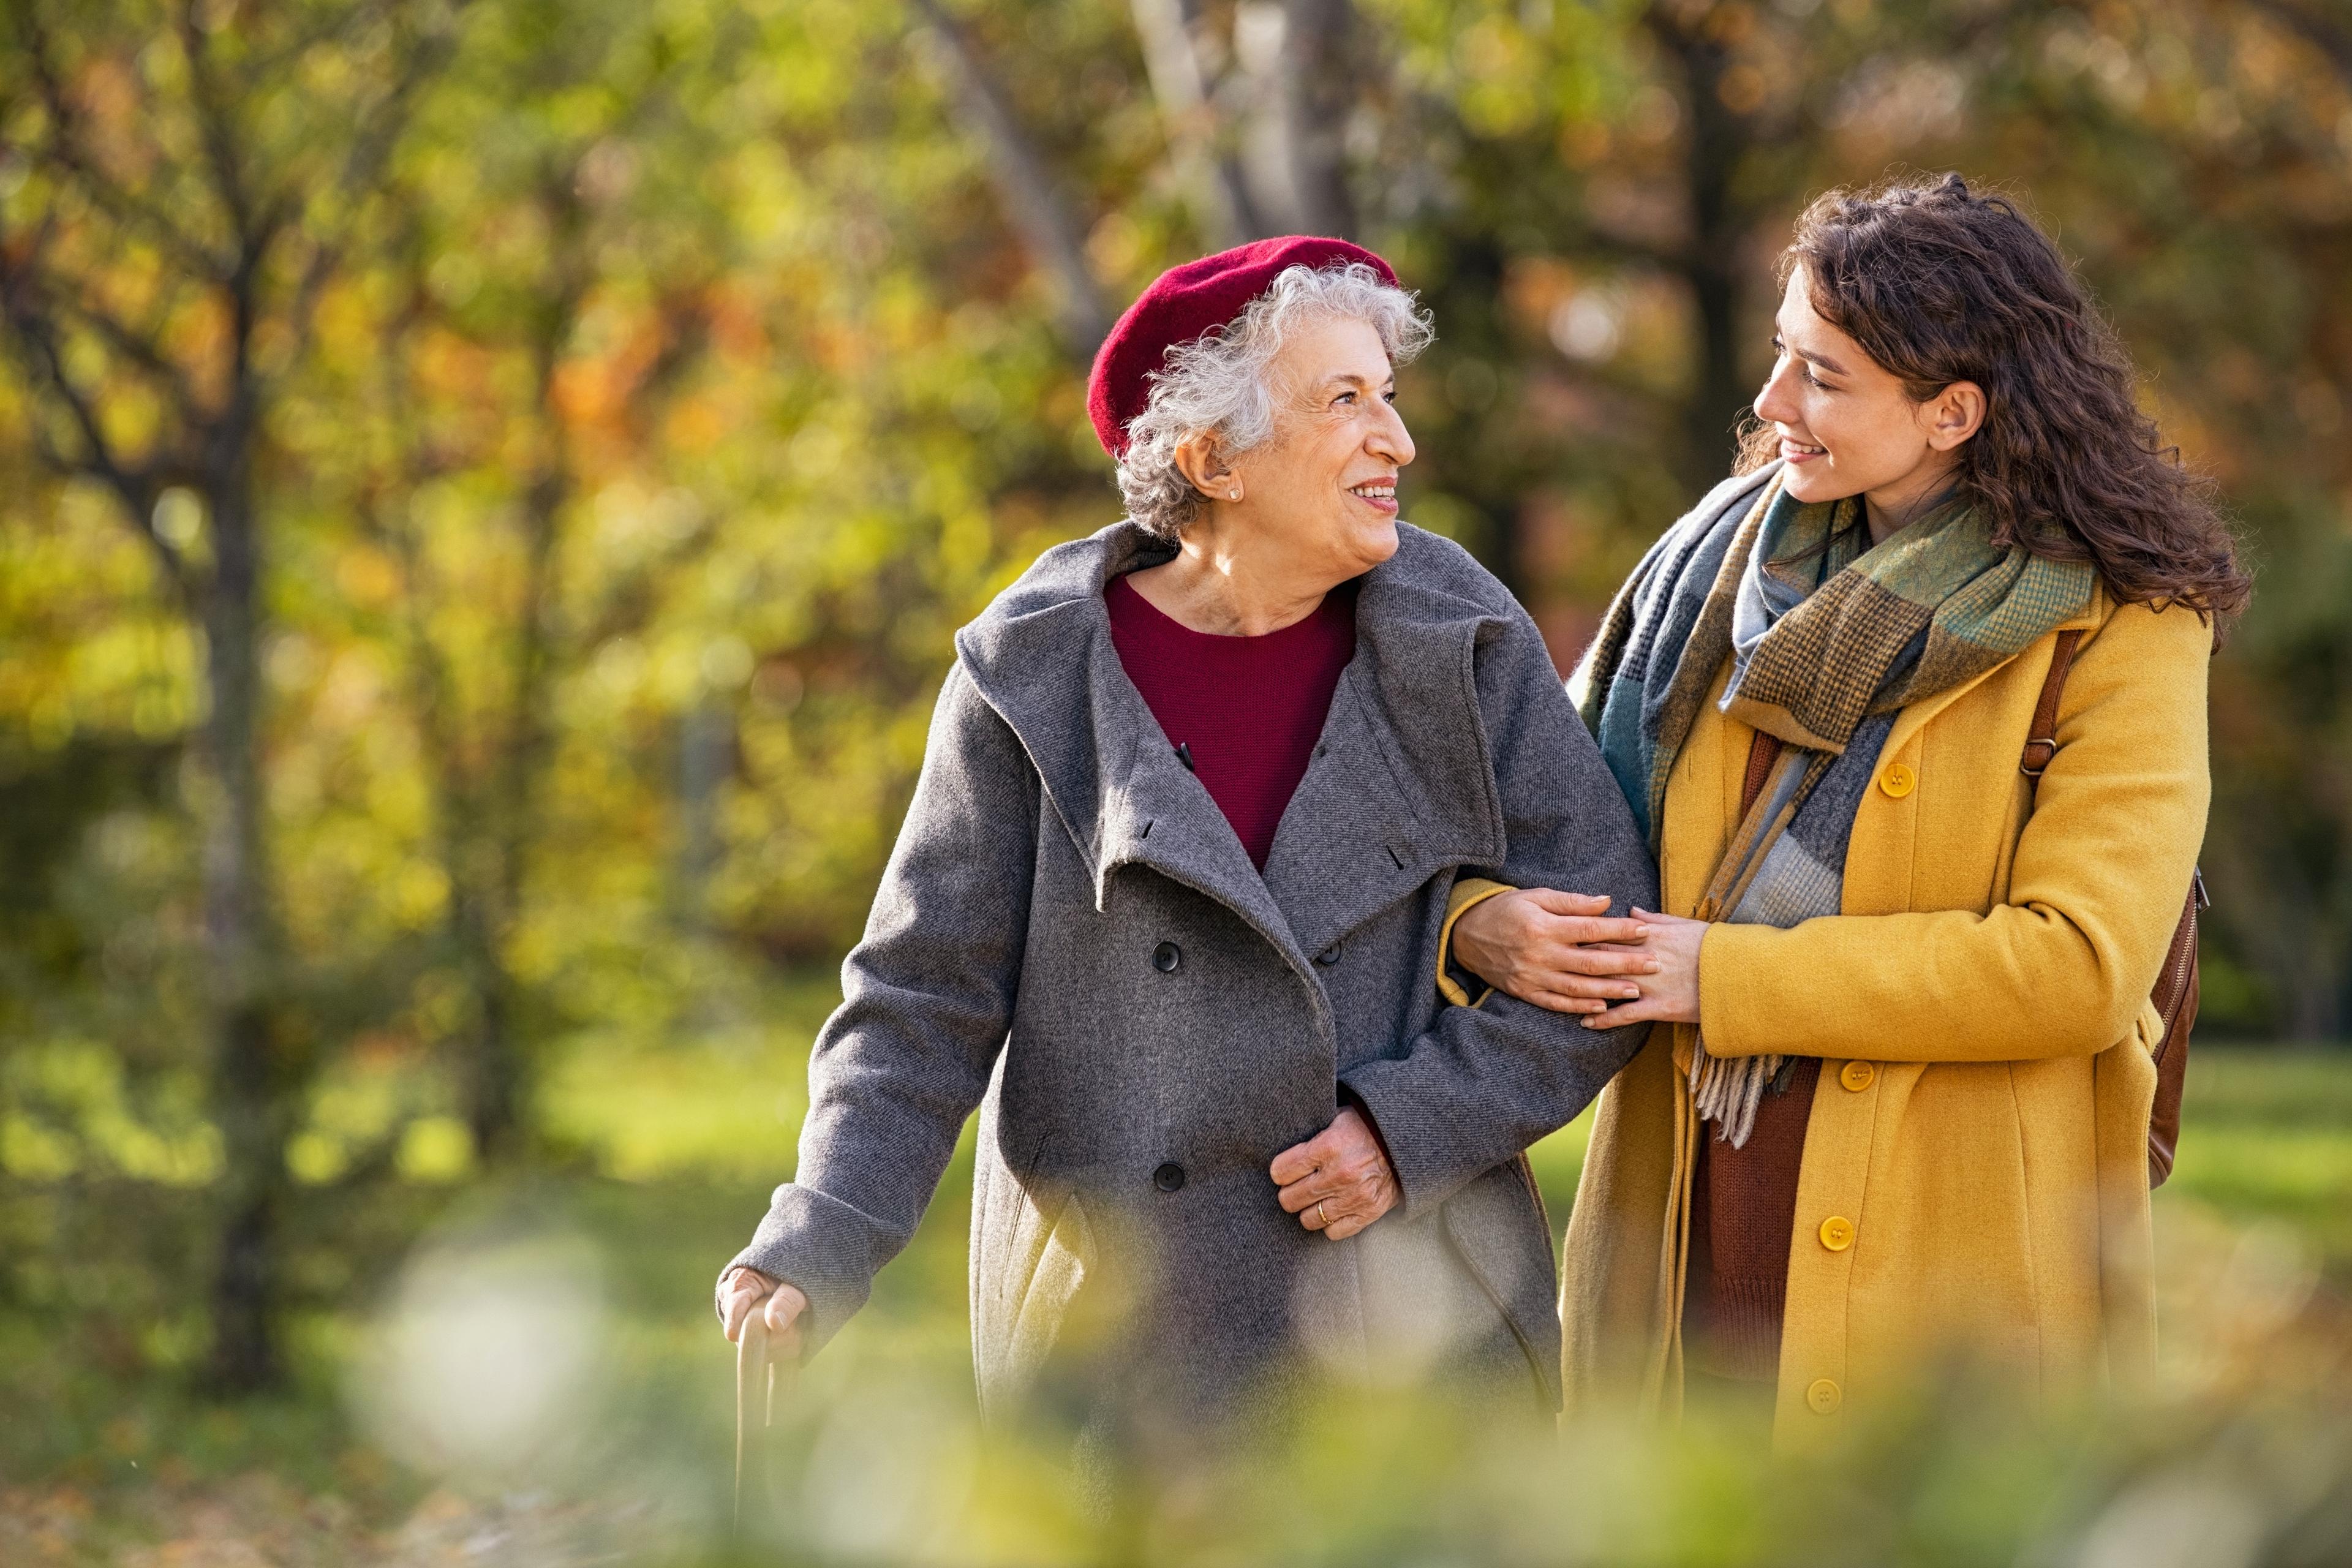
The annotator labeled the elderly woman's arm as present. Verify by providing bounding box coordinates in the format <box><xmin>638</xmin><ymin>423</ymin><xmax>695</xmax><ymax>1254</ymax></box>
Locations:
<box><xmin>1340</xmin><ymin>608</ymin><xmax>1660</xmax><ymax>1216</ymax></box>
<box><xmin>718</xmin><ymin>662</ymin><xmax>1039</xmax><ymax>1354</ymax></box>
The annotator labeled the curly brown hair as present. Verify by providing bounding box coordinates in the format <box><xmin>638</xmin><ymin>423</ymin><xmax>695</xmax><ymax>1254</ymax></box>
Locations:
<box><xmin>1738</xmin><ymin>173</ymin><xmax>2251</xmax><ymax>625</ymax></box>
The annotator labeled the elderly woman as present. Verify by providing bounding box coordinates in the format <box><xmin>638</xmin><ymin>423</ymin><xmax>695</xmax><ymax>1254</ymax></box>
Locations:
<box><xmin>716</xmin><ymin>237</ymin><xmax>1655</xmax><ymax>1441</ymax></box>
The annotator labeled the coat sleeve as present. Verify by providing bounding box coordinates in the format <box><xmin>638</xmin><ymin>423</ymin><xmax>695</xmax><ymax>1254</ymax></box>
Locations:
<box><xmin>718</xmin><ymin>660</ymin><xmax>1038</xmax><ymax>1351</ymax></box>
<box><xmin>1697</xmin><ymin>601</ymin><xmax>2211</xmax><ymax>1063</ymax></box>
<box><xmin>1340</xmin><ymin>609</ymin><xmax>1661</xmax><ymax>1216</ymax></box>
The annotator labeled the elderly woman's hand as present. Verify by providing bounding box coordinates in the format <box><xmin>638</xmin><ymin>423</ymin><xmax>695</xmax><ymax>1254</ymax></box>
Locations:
<box><xmin>719</xmin><ymin>1266</ymin><xmax>810</xmax><ymax>1355</ymax></box>
<box><xmin>1271</xmin><ymin>1105</ymin><xmax>1400</xmax><ymax>1241</ymax></box>
<box><xmin>1453</xmin><ymin>889</ymin><xmax>1657</xmax><ymax>1013</ymax></box>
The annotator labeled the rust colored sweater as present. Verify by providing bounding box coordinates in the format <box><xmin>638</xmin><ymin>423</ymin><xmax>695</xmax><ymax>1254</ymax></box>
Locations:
<box><xmin>1683</xmin><ymin>731</ymin><xmax>1819</xmax><ymax>1384</ymax></box>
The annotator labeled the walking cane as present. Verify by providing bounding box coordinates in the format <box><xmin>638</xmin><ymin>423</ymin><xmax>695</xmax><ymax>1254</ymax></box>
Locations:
<box><xmin>733</xmin><ymin>1310</ymin><xmax>780</xmax><ymax>1536</ymax></box>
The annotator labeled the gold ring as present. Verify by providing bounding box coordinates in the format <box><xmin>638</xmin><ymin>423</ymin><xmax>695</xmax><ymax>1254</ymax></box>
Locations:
<box><xmin>1316</xmin><ymin>1200</ymin><xmax>1329</xmax><ymax>1227</ymax></box>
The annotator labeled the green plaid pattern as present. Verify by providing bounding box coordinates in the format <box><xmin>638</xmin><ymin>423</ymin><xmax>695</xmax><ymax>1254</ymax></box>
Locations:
<box><xmin>1723</xmin><ymin>484</ymin><xmax>2097</xmax><ymax>751</ymax></box>
<box><xmin>1581</xmin><ymin>466</ymin><xmax>2094</xmax><ymax>1144</ymax></box>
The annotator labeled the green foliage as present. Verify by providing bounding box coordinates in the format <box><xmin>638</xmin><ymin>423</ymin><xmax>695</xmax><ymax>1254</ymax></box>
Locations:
<box><xmin>4</xmin><ymin>0</ymin><xmax>2352</xmax><ymax>1551</ymax></box>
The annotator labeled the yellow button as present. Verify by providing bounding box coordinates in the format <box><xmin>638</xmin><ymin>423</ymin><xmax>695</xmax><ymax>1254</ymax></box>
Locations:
<box><xmin>1806</xmin><ymin>1378</ymin><xmax>1842</xmax><ymax>1414</ymax></box>
<box><xmin>1819</xmin><ymin>1215</ymin><xmax>1856</xmax><ymax>1251</ymax></box>
<box><xmin>1877</xmin><ymin>761</ymin><xmax>1917</xmax><ymax>798</ymax></box>
<box><xmin>1839</xmin><ymin>1060</ymin><xmax>1875</xmax><ymax>1092</ymax></box>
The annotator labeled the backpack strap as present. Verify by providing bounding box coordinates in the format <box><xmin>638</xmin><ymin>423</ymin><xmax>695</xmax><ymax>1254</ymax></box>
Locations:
<box><xmin>2016</xmin><ymin>622</ymin><xmax>2204</xmax><ymax>1190</ymax></box>
<box><xmin>2019</xmin><ymin>629</ymin><xmax>2086</xmax><ymax>796</ymax></box>
<box><xmin>1740</xmin><ymin>731</ymin><xmax>1784</xmax><ymax>818</ymax></box>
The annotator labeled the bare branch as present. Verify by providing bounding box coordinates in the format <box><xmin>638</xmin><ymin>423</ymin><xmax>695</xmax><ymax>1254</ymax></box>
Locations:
<box><xmin>0</xmin><ymin>244</ymin><xmax>189</xmax><ymax>590</ymax></box>
<box><xmin>907</xmin><ymin>0</ymin><xmax>1112</xmax><ymax>350</ymax></box>
<box><xmin>48</xmin><ymin>282</ymin><xmax>210</xmax><ymax>427</ymax></box>
<box><xmin>250</xmin><ymin>0</ymin><xmax>410</xmax><ymax>85</ymax></box>
<box><xmin>11</xmin><ymin>4</ymin><xmax>236</xmax><ymax>281</ymax></box>
<box><xmin>272</xmin><ymin>1</ymin><xmax>475</xmax><ymax>381</ymax></box>
<box><xmin>174</xmin><ymin>0</ymin><xmax>260</xmax><ymax>248</ymax></box>
<box><xmin>1131</xmin><ymin>0</ymin><xmax>1267</xmax><ymax>244</ymax></box>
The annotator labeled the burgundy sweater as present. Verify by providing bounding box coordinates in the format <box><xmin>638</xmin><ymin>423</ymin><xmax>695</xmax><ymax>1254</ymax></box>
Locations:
<box><xmin>1104</xmin><ymin>573</ymin><xmax>1357</xmax><ymax>869</ymax></box>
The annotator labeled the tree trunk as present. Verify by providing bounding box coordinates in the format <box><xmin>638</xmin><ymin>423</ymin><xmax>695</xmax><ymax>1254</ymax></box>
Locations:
<box><xmin>459</xmin><ymin>293</ymin><xmax>573</xmax><ymax>1160</ymax></box>
<box><xmin>676</xmin><ymin>698</ymin><xmax>732</xmax><ymax>934</ymax></box>
<box><xmin>2286</xmin><ymin>977</ymin><xmax>2344</xmax><ymax>1042</ymax></box>
<box><xmin>1653</xmin><ymin>4</ymin><xmax>1760</xmax><ymax>492</ymax></box>
<box><xmin>1426</xmin><ymin>235</ymin><xmax>1531</xmax><ymax>599</ymax></box>
<box><xmin>198</xmin><ymin>461</ymin><xmax>290</xmax><ymax>1395</ymax></box>
<box><xmin>456</xmin><ymin>888</ymin><xmax>525</xmax><ymax>1163</ymax></box>
<box><xmin>2275</xmin><ymin>907</ymin><xmax>2347</xmax><ymax>1041</ymax></box>
<box><xmin>1275</xmin><ymin>0</ymin><xmax>1359</xmax><ymax>238</ymax></box>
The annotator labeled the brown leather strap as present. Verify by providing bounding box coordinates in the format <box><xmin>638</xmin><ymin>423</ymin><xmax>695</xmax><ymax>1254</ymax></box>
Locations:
<box><xmin>2015</xmin><ymin>625</ymin><xmax>2205</xmax><ymax>1191</ymax></box>
<box><xmin>1740</xmin><ymin>732</ymin><xmax>1784</xmax><ymax>818</ymax></box>
<box><xmin>2020</xmin><ymin>629</ymin><xmax>2085</xmax><ymax>788</ymax></box>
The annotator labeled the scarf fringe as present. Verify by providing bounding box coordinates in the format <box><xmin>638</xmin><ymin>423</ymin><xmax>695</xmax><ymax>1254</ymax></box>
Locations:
<box><xmin>1690</xmin><ymin>1044</ymin><xmax>1782</xmax><ymax>1148</ymax></box>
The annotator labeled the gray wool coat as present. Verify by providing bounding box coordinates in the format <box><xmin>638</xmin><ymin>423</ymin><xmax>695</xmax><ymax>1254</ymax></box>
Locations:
<box><xmin>723</xmin><ymin>519</ymin><xmax>1657</xmax><ymax>1430</ymax></box>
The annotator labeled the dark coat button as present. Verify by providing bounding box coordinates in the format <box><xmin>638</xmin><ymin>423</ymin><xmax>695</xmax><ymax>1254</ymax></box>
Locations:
<box><xmin>1315</xmin><ymin>940</ymin><xmax>1343</xmax><ymax>967</ymax></box>
<box><xmin>1153</xmin><ymin>1161</ymin><xmax>1186</xmax><ymax>1192</ymax></box>
<box><xmin>1152</xmin><ymin>941</ymin><xmax>1182</xmax><ymax>973</ymax></box>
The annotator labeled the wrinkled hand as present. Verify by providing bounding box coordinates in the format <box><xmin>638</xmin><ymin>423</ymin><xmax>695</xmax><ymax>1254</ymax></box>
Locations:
<box><xmin>1581</xmin><ymin>908</ymin><xmax>1704</xmax><ymax>1030</ymax></box>
<box><xmin>1453</xmin><ymin>889</ymin><xmax>1656</xmax><ymax>1014</ymax></box>
<box><xmin>719</xmin><ymin>1266</ymin><xmax>809</xmax><ymax>1357</ymax></box>
<box><xmin>1270</xmin><ymin>1105</ymin><xmax>1400</xmax><ymax>1242</ymax></box>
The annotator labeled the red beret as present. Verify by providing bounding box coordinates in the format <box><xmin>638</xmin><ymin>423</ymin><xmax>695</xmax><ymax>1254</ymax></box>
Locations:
<box><xmin>1087</xmin><ymin>235</ymin><xmax>1399</xmax><ymax>459</ymax></box>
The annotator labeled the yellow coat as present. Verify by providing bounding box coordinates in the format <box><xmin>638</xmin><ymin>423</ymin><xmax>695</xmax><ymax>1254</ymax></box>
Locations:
<box><xmin>1547</xmin><ymin>586</ymin><xmax>2211</xmax><ymax>1444</ymax></box>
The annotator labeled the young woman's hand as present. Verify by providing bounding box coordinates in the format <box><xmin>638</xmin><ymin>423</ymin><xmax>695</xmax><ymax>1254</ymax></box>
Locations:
<box><xmin>1581</xmin><ymin>908</ymin><xmax>1704</xmax><ymax>1029</ymax></box>
<box><xmin>1452</xmin><ymin>888</ymin><xmax>1656</xmax><ymax>1014</ymax></box>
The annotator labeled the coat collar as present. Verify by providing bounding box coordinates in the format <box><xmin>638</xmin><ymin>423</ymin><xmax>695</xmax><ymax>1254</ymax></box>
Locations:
<box><xmin>954</xmin><ymin>520</ymin><xmax>1514</xmax><ymax>967</ymax></box>
<box><xmin>1879</xmin><ymin>579</ymin><xmax>2118</xmax><ymax>764</ymax></box>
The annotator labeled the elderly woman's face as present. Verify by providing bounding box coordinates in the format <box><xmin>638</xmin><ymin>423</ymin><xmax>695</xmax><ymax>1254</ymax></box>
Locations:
<box><xmin>1231</xmin><ymin>314</ymin><xmax>1416</xmax><ymax>573</ymax></box>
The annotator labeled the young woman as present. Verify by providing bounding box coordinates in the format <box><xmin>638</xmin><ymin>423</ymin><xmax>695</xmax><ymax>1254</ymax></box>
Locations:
<box><xmin>1442</xmin><ymin>174</ymin><xmax>2248</xmax><ymax>1441</ymax></box>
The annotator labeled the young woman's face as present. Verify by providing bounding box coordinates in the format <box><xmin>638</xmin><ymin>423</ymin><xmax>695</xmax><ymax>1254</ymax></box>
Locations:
<box><xmin>1753</xmin><ymin>265</ymin><xmax>1980</xmax><ymax>514</ymax></box>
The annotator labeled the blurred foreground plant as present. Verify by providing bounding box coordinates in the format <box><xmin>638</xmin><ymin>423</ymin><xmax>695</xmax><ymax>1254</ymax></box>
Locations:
<box><xmin>327</xmin><ymin>1179</ymin><xmax>2352</xmax><ymax>1568</ymax></box>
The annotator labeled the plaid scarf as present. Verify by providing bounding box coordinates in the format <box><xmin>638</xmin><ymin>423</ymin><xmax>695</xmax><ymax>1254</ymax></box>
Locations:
<box><xmin>1577</xmin><ymin>464</ymin><xmax>2095</xmax><ymax>1144</ymax></box>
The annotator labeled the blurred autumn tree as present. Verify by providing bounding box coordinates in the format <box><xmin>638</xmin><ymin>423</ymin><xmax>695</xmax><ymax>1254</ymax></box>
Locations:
<box><xmin>1</xmin><ymin>0</ymin><xmax>2349</xmax><ymax>1396</ymax></box>
<box><xmin>0</xmin><ymin>0</ymin><xmax>469</xmax><ymax>1391</ymax></box>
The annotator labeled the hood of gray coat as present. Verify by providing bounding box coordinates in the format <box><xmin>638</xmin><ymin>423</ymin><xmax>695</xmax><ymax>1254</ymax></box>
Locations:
<box><xmin>952</xmin><ymin>519</ymin><xmax>1526</xmax><ymax>965</ymax></box>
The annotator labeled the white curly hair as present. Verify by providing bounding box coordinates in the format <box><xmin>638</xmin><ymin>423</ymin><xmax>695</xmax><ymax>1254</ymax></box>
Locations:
<box><xmin>1114</xmin><ymin>262</ymin><xmax>1435</xmax><ymax>540</ymax></box>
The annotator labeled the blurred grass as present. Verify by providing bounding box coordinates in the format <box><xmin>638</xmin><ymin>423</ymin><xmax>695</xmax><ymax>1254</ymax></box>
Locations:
<box><xmin>2163</xmin><ymin>1047</ymin><xmax>2352</xmax><ymax>1276</ymax></box>
<box><xmin>542</xmin><ymin>1018</ymin><xmax>2352</xmax><ymax>1329</ymax></box>
<box><xmin>9</xmin><ymin>1004</ymin><xmax>2352</xmax><ymax>1563</ymax></box>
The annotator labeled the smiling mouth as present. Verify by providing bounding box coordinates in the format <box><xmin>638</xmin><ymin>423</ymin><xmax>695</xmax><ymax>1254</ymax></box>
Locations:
<box><xmin>1782</xmin><ymin>438</ymin><xmax>1827</xmax><ymax>458</ymax></box>
<box><xmin>1349</xmin><ymin>480</ymin><xmax>1396</xmax><ymax>502</ymax></box>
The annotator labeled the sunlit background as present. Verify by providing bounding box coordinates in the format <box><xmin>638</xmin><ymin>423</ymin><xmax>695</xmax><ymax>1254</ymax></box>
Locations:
<box><xmin>4</xmin><ymin>0</ymin><xmax>2352</xmax><ymax>1561</ymax></box>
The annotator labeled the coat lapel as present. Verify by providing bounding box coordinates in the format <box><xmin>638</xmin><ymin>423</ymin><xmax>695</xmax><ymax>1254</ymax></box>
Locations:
<box><xmin>956</xmin><ymin>520</ymin><xmax>1511</xmax><ymax>971</ymax></box>
<box><xmin>1261</xmin><ymin>577</ymin><xmax>1509</xmax><ymax>959</ymax></box>
<box><xmin>955</xmin><ymin>524</ymin><xmax>1302</xmax><ymax>962</ymax></box>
